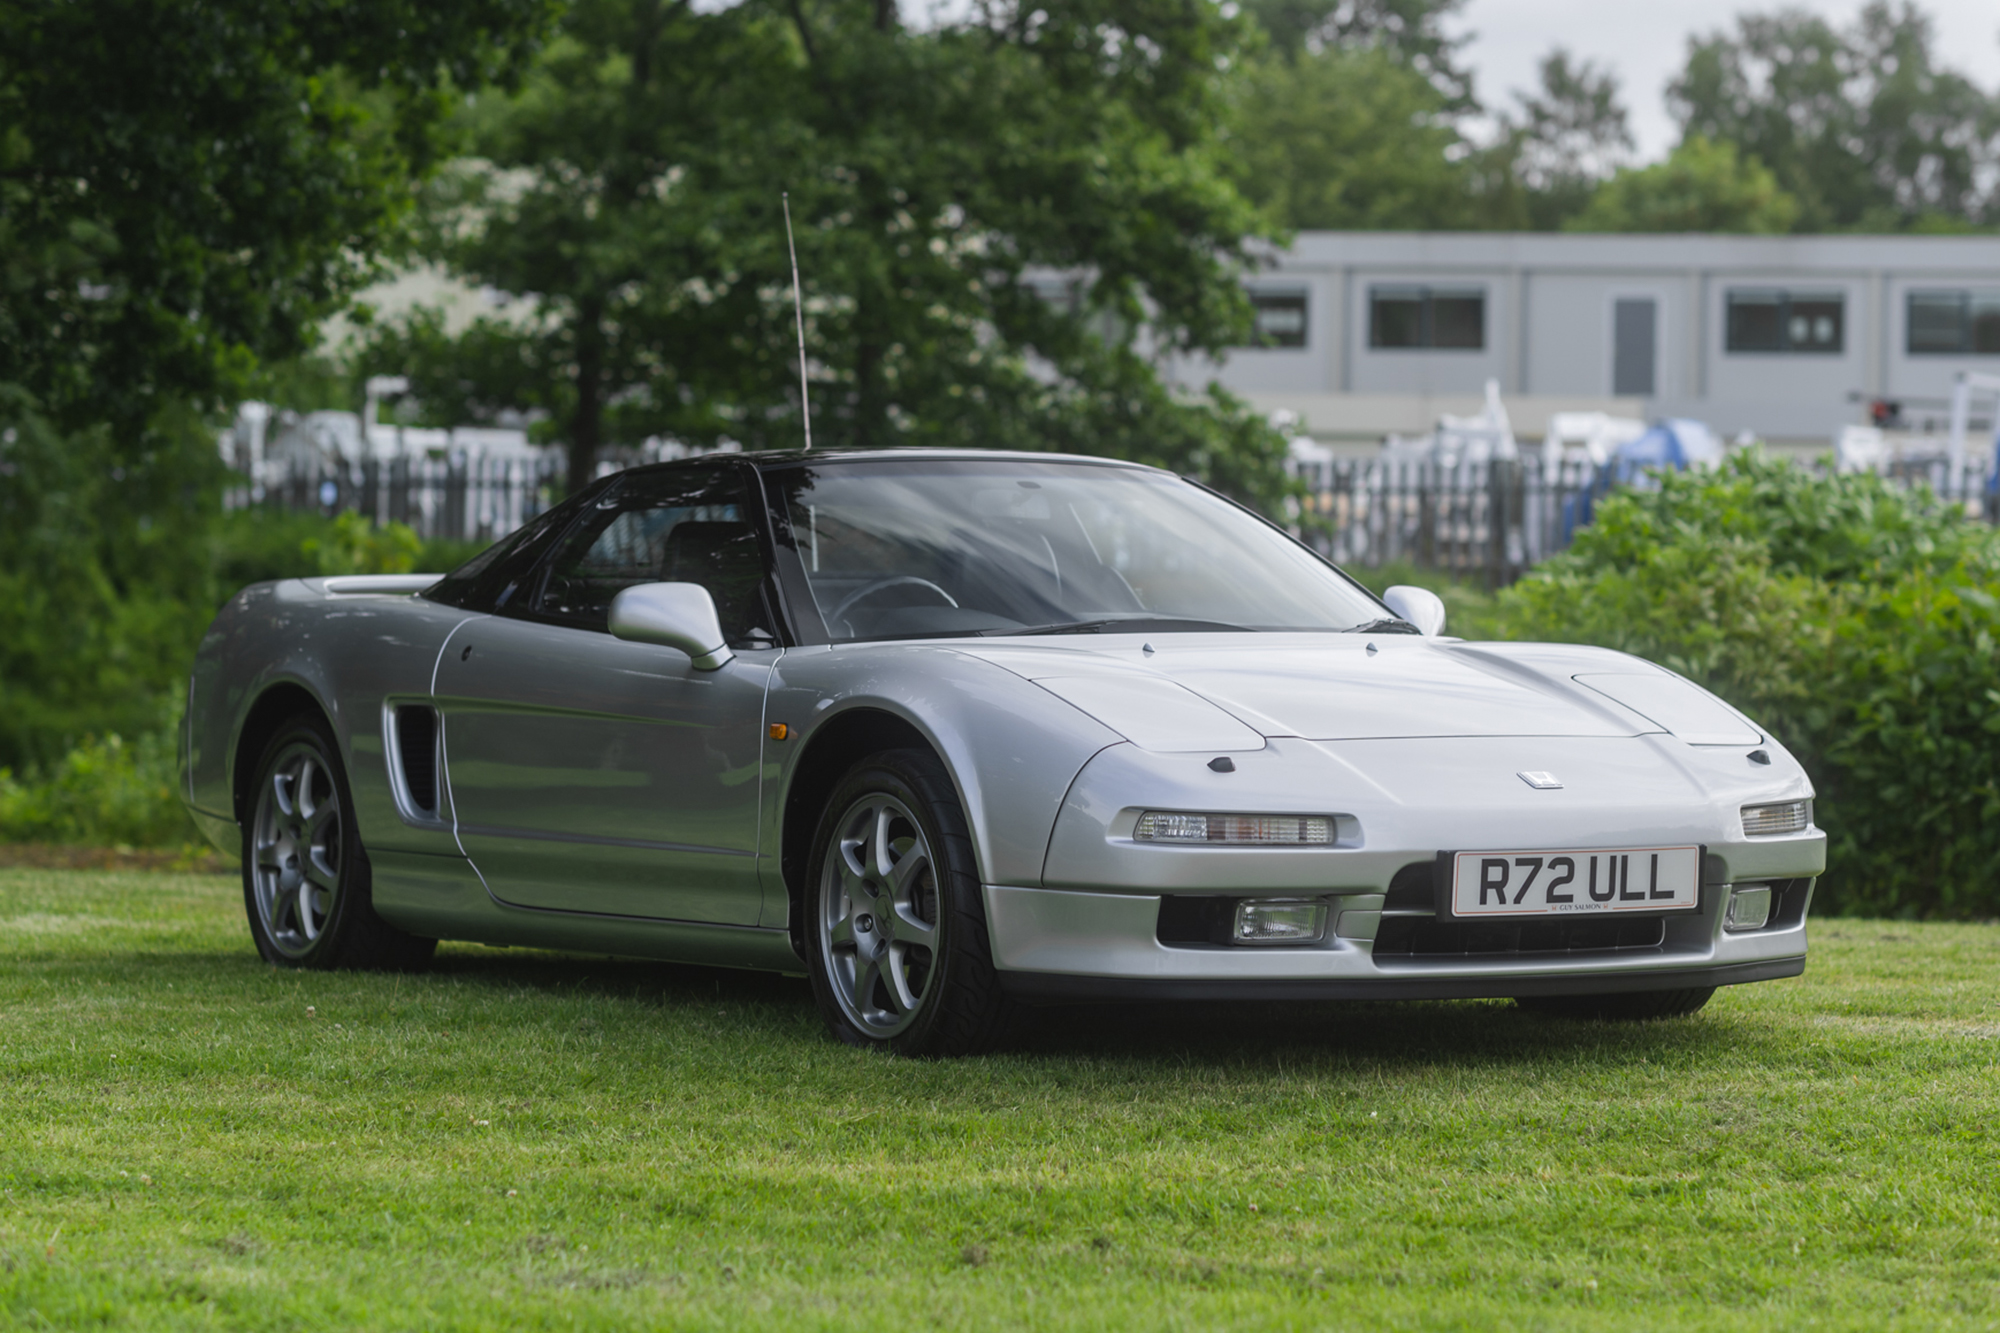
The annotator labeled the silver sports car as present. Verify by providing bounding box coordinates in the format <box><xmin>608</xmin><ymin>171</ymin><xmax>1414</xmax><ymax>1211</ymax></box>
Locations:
<box><xmin>181</xmin><ymin>450</ymin><xmax>1824</xmax><ymax>1055</ymax></box>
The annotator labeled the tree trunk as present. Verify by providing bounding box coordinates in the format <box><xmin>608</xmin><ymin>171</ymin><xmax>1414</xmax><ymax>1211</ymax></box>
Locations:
<box><xmin>568</xmin><ymin>301</ymin><xmax>605</xmax><ymax>495</ymax></box>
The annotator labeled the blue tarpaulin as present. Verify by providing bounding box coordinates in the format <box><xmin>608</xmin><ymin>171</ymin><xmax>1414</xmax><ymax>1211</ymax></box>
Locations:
<box><xmin>1613</xmin><ymin>419</ymin><xmax>1723</xmax><ymax>478</ymax></box>
<box><xmin>1562</xmin><ymin>419</ymin><xmax>1722</xmax><ymax>538</ymax></box>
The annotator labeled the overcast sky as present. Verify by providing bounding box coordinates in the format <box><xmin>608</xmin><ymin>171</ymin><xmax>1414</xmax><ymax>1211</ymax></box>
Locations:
<box><xmin>1457</xmin><ymin>0</ymin><xmax>2000</xmax><ymax>159</ymax></box>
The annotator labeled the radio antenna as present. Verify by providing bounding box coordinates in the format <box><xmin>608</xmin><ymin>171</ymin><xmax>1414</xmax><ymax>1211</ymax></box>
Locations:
<box><xmin>782</xmin><ymin>192</ymin><xmax>813</xmax><ymax>452</ymax></box>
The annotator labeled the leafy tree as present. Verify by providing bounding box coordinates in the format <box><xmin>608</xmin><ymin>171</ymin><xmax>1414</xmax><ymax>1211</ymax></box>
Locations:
<box><xmin>1236</xmin><ymin>0</ymin><xmax>1473</xmax><ymax>107</ymax></box>
<box><xmin>1226</xmin><ymin>47</ymin><xmax>1478</xmax><ymax>231</ymax></box>
<box><xmin>0</xmin><ymin>0</ymin><xmax>554</xmax><ymax>770</ymax></box>
<box><xmin>1567</xmin><ymin>134</ymin><xmax>1801</xmax><ymax>234</ymax></box>
<box><xmin>1480</xmin><ymin>49</ymin><xmax>1632</xmax><ymax>230</ymax></box>
<box><xmin>1668</xmin><ymin>1</ymin><xmax>2000</xmax><ymax>231</ymax></box>
<box><xmin>0</xmin><ymin>0</ymin><xmax>555</xmax><ymax>437</ymax></box>
<box><xmin>364</xmin><ymin>0</ymin><xmax>1298</xmax><ymax>507</ymax></box>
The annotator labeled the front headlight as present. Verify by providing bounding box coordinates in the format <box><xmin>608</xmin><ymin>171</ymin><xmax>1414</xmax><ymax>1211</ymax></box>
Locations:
<box><xmin>1741</xmin><ymin>800</ymin><xmax>1809</xmax><ymax>836</ymax></box>
<box><xmin>1134</xmin><ymin>812</ymin><xmax>1334</xmax><ymax>845</ymax></box>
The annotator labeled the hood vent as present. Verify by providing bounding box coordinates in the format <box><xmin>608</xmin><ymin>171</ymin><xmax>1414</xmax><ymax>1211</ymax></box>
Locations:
<box><xmin>395</xmin><ymin>705</ymin><xmax>440</xmax><ymax>817</ymax></box>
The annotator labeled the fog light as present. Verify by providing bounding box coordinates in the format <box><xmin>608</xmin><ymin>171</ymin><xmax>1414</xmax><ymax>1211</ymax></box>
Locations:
<box><xmin>1725</xmin><ymin>884</ymin><xmax>1773</xmax><ymax>932</ymax></box>
<box><xmin>1741</xmin><ymin>800</ymin><xmax>1808</xmax><ymax>836</ymax></box>
<box><xmin>1135</xmin><ymin>812</ymin><xmax>1334</xmax><ymax>845</ymax></box>
<box><xmin>1233</xmin><ymin>899</ymin><xmax>1327</xmax><ymax>945</ymax></box>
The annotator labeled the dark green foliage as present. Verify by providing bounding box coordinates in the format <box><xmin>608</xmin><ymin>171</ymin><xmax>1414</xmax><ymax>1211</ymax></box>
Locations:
<box><xmin>0</xmin><ymin>0</ymin><xmax>557</xmax><ymax>440</ymax></box>
<box><xmin>0</xmin><ymin>0</ymin><xmax>554</xmax><ymax>819</ymax></box>
<box><xmin>1477</xmin><ymin>49</ymin><xmax>1634</xmax><ymax>231</ymax></box>
<box><xmin>1501</xmin><ymin>452</ymin><xmax>2000</xmax><ymax>917</ymax></box>
<box><xmin>354</xmin><ymin>0</ymin><xmax>1299</xmax><ymax>509</ymax></box>
<box><xmin>0</xmin><ymin>390</ymin><xmax>220</xmax><ymax>769</ymax></box>
<box><xmin>1226</xmin><ymin>48</ymin><xmax>1483</xmax><ymax>231</ymax></box>
<box><xmin>1567</xmin><ymin>135</ymin><xmax>1800</xmax><ymax>234</ymax></box>
<box><xmin>1236</xmin><ymin>0</ymin><xmax>1473</xmax><ymax>107</ymax></box>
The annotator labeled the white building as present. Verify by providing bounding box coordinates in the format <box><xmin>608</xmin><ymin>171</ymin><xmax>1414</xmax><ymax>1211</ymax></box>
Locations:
<box><xmin>1183</xmin><ymin>232</ymin><xmax>2000</xmax><ymax>452</ymax></box>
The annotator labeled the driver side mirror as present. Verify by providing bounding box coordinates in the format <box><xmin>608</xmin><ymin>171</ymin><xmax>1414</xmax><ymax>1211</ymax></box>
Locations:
<box><xmin>608</xmin><ymin>583</ymin><xmax>734</xmax><ymax>670</ymax></box>
<box><xmin>1381</xmin><ymin>585</ymin><xmax>1447</xmax><ymax>637</ymax></box>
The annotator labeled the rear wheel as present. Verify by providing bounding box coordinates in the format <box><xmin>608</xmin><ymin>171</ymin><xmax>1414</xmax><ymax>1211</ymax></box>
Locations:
<box><xmin>1515</xmin><ymin>987</ymin><xmax>1715</xmax><ymax>1021</ymax></box>
<box><xmin>805</xmin><ymin>750</ymin><xmax>1013</xmax><ymax>1057</ymax></box>
<box><xmin>243</xmin><ymin>715</ymin><xmax>436</xmax><ymax>971</ymax></box>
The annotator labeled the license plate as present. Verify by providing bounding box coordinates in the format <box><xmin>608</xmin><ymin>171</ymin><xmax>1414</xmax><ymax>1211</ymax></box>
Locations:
<box><xmin>1448</xmin><ymin>845</ymin><xmax>1702</xmax><ymax>918</ymax></box>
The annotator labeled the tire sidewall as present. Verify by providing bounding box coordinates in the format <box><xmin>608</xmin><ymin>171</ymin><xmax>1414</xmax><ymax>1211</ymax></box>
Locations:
<box><xmin>804</xmin><ymin>752</ymin><xmax>979</xmax><ymax>1056</ymax></box>
<box><xmin>241</xmin><ymin>715</ymin><xmax>371</xmax><ymax>969</ymax></box>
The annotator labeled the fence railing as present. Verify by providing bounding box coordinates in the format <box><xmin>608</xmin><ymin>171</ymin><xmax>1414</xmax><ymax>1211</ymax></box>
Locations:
<box><xmin>1291</xmin><ymin>457</ymin><xmax>1622</xmax><ymax>588</ymax></box>
<box><xmin>227</xmin><ymin>455</ymin><xmax>569</xmax><ymax>545</ymax></box>
<box><xmin>234</xmin><ymin>449</ymin><xmax>2000</xmax><ymax>586</ymax></box>
<box><xmin>1290</xmin><ymin>453</ymin><xmax>2000</xmax><ymax>587</ymax></box>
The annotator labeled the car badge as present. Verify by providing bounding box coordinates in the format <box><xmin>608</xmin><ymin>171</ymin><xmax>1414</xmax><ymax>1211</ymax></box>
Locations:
<box><xmin>1517</xmin><ymin>771</ymin><xmax>1563</xmax><ymax>790</ymax></box>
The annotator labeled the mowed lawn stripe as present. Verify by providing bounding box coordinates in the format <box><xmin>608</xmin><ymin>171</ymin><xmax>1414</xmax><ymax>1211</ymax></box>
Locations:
<box><xmin>1</xmin><ymin>868</ymin><xmax>1997</xmax><ymax>1330</ymax></box>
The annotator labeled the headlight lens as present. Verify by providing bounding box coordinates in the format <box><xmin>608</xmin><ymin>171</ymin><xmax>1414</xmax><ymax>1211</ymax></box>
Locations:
<box><xmin>1135</xmin><ymin>812</ymin><xmax>1334</xmax><ymax>845</ymax></box>
<box><xmin>1741</xmin><ymin>800</ymin><xmax>1809</xmax><ymax>836</ymax></box>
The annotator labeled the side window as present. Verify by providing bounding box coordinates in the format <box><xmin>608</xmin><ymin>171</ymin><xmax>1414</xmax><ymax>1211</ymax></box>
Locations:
<box><xmin>421</xmin><ymin>481</ymin><xmax>609</xmax><ymax>612</ymax></box>
<box><xmin>534</xmin><ymin>467</ymin><xmax>775</xmax><ymax>644</ymax></box>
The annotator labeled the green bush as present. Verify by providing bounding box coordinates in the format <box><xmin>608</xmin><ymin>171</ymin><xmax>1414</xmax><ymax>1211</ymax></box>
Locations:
<box><xmin>0</xmin><ymin>723</ymin><xmax>194</xmax><ymax>847</ymax></box>
<box><xmin>215</xmin><ymin>508</ymin><xmax>479</xmax><ymax>587</ymax></box>
<box><xmin>1499</xmin><ymin>451</ymin><xmax>2000</xmax><ymax>917</ymax></box>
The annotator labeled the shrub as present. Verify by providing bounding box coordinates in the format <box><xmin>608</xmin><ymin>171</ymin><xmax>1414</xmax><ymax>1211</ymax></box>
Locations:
<box><xmin>1500</xmin><ymin>451</ymin><xmax>2000</xmax><ymax>917</ymax></box>
<box><xmin>0</xmin><ymin>723</ymin><xmax>194</xmax><ymax>847</ymax></box>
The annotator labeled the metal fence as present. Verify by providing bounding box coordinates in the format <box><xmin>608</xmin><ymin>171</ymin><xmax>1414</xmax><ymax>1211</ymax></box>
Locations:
<box><xmin>227</xmin><ymin>454</ymin><xmax>568</xmax><ymax>544</ymax></box>
<box><xmin>1290</xmin><ymin>457</ymin><xmax>1621</xmax><ymax>588</ymax></box>
<box><xmin>234</xmin><ymin>448</ymin><xmax>2000</xmax><ymax>585</ymax></box>
<box><xmin>1290</xmin><ymin>454</ymin><xmax>2000</xmax><ymax>588</ymax></box>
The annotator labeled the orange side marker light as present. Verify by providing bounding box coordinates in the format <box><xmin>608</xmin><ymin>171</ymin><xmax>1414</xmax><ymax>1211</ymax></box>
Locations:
<box><xmin>768</xmin><ymin>723</ymin><xmax>790</xmax><ymax>741</ymax></box>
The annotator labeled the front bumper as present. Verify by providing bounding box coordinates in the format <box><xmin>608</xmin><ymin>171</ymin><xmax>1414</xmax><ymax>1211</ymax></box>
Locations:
<box><xmin>995</xmin><ymin>952</ymin><xmax>1805</xmax><ymax>1002</ymax></box>
<box><xmin>997</xmin><ymin>733</ymin><xmax>1822</xmax><ymax>1000</ymax></box>
<box><xmin>983</xmin><ymin>878</ymin><xmax>1811</xmax><ymax>1000</ymax></box>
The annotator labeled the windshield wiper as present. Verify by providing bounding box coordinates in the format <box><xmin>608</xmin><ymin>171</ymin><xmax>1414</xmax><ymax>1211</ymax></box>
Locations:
<box><xmin>982</xmin><ymin>616</ymin><xmax>1254</xmax><ymax>636</ymax></box>
<box><xmin>1346</xmin><ymin>617</ymin><xmax>1423</xmax><ymax>635</ymax></box>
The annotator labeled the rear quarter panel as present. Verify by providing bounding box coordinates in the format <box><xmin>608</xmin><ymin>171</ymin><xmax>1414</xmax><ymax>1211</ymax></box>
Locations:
<box><xmin>185</xmin><ymin>581</ymin><xmax>474</xmax><ymax>856</ymax></box>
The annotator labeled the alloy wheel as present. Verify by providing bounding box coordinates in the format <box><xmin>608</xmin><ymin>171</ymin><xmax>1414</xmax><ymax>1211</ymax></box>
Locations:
<box><xmin>817</xmin><ymin>792</ymin><xmax>941</xmax><ymax>1038</ymax></box>
<box><xmin>250</xmin><ymin>740</ymin><xmax>343</xmax><ymax>958</ymax></box>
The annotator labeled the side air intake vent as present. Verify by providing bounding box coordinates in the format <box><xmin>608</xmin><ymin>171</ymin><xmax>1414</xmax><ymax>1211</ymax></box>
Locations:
<box><xmin>395</xmin><ymin>705</ymin><xmax>439</xmax><ymax>817</ymax></box>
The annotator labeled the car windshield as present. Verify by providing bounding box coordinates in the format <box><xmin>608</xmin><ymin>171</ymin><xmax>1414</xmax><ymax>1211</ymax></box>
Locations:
<box><xmin>764</xmin><ymin>457</ymin><xmax>1392</xmax><ymax>642</ymax></box>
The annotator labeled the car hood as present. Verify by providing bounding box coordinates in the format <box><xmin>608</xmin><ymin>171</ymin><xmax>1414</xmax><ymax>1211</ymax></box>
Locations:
<box><xmin>950</xmin><ymin>634</ymin><xmax>1687</xmax><ymax>751</ymax></box>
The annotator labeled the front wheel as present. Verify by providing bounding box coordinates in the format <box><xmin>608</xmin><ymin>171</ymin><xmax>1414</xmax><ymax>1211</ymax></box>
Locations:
<box><xmin>1515</xmin><ymin>987</ymin><xmax>1715</xmax><ymax>1021</ymax></box>
<box><xmin>805</xmin><ymin>750</ymin><xmax>1013</xmax><ymax>1057</ymax></box>
<box><xmin>243</xmin><ymin>714</ymin><xmax>436</xmax><ymax>971</ymax></box>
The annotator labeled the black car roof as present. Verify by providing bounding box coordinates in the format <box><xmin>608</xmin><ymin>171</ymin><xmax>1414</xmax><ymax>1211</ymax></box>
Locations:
<box><xmin>624</xmin><ymin>447</ymin><xmax>1172</xmax><ymax>478</ymax></box>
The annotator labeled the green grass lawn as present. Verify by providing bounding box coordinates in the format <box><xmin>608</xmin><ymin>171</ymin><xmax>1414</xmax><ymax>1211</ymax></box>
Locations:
<box><xmin>3</xmin><ymin>870</ymin><xmax>1998</xmax><ymax>1331</ymax></box>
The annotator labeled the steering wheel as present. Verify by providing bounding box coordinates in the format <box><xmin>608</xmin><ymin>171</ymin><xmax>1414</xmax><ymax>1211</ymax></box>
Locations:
<box><xmin>829</xmin><ymin>576</ymin><xmax>959</xmax><ymax>627</ymax></box>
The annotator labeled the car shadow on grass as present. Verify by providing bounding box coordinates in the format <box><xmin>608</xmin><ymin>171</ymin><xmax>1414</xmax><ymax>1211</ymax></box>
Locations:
<box><xmin>405</xmin><ymin>946</ymin><xmax>1739</xmax><ymax>1071</ymax></box>
<box><xmin>1009</xmin><ymin>996</ymin><xmax>1737</xmax><ymax>1068</ymax></box>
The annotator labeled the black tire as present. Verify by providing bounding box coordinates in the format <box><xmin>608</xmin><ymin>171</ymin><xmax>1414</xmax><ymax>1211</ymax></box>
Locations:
<box><xmin>1515</xmin><ymin>986</ymin><xmax>1716</xmax><ymax>1021</ymax></box>
<box><xmin>241</xmin><ymin>714</ymin><xmax>436</xmax><ymax>971</ymax></box>
<box><xmin>804</xmin><ymin>749</ymin><xmax>1014</xmax><ymax>1057</ymax></box>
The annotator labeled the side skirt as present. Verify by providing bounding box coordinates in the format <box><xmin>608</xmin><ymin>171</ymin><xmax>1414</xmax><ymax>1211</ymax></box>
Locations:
<box><xmin>370</xmin><ymin>848</ymin><xmax>802</xmax><ymax>972</ymax></box>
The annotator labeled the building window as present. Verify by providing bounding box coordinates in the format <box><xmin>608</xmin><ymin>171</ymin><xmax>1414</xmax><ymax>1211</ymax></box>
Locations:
<box><xmin>1368</xmin><ymin>286</ymin><xmax>1484</xmax><ymax>350</ymax></box>
<box><xmin>1247</xmin><ymin>292</ymin><xmax>1308</xmax><ymax>348</ymax></box>
<box><xmin>1907</xmin><ymin>290</ymin><xmax>2000</xmax><ymax>355</ymax></box>
<box><xmin>1725</xmin><ymin>289</ymin><xmax>1844</xmax><ymax>353</ymax></box>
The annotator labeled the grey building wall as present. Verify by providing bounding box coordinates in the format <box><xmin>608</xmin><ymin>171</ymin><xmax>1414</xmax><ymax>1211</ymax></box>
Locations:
<box><xmin>1190</xmin><ymin>232</ymin><xmax>2000</xmax><ymax>445</ymax></box>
